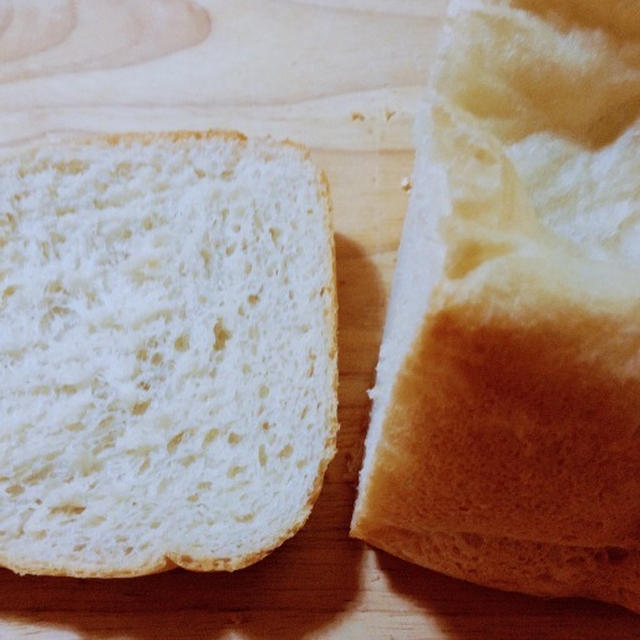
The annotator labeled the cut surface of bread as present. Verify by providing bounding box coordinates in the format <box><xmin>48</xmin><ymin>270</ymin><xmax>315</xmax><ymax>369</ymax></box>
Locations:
<box><xmin>352</xmin><ymin>0</ymin><xmax>640</xmax><ymax>612</ymax></box>
<box><xmin>0</xmin><ymin>131</ymin><xmax>337</xmax><ymax>577</ymax></box>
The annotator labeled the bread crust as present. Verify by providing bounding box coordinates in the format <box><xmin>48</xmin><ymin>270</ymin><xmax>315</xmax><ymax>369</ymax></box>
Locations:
<box><xmin>352</xmin><ymin>0</ymin><xmax>640</xmax><ymax>611</ymax></box>
<box><xmin>0</xmin><ymin>129</ymin><xmax>338</xmax><ymax>578</ymax></box>
<box><xmin>352</xmin><ymin>268</ymin><xmax>640</xmax><ymax>609</ymax></box>
<box><xmin>358</xmin><ymin>525</ymin><xmax>640</xmax><ymax>613</ymax></box>
<box><xmin>353</xmin><ymin>272</ymin><xmax>640</xmax><ymax>545</ymax></box>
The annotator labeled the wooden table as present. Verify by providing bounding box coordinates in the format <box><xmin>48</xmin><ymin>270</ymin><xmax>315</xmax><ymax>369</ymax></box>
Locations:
<box><xmin>0</xmin><ymin>1</ymin><xmax>638</xmax><ymax>637</ymax></box>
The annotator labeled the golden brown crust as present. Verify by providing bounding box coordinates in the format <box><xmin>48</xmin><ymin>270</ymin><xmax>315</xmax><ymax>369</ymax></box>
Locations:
<box><xmin>0</xmin><ymin>554</ymin><xmax>177</xmax><ymax>579</ymax></box>
<box><xmin>352</xmin><ymin>0</ymin><xmax>640</xmax><ymax>612</ymax></box>
<box><xmin>78</xmin><ymin>130</ymin><xmax>314</xmax><ymax>159</ymax></box>
<box><xmin>97</xmin><ymin>129</ymin><xmax>249</xmax><ymax>147</ymax></box>
<box><xmin>356</xmin><ymin>526</ymin><xmax>640</xmax><ymax>613</ymax></box>
<box><xmin>353</xmin><ymin>260</ymin><xmax>640</xmax><ymax>550</ymax></box>
<box><xmin>5</xmin><ymin>129</ymin><xmax>313</xmax><ymax>157</ymax></box>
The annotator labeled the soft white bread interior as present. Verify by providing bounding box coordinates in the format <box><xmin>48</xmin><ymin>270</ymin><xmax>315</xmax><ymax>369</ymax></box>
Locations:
<box><xmin>351</xmin><ymin>0</ymin><xmax>640</xmax><ymax>612</ymax></box>
<box><xmin>0</xmin><ymin>131</ymin><xmax>337</xmax><ymax>577</ymax></box>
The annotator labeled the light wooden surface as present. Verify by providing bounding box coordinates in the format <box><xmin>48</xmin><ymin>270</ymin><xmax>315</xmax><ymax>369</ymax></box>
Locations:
<box><xmin>0</xmin><ymin>1</ymin><xmax>638</xmax><ymax>638</ymax></box>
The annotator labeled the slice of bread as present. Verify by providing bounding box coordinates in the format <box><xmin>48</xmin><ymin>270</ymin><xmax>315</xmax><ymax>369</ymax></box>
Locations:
<box><xmin>351</xmin><ymin>0</ymin><xmax>640</xmax><ymax>612</ymax></box>
<box><xmin>0</xmin><ymin>130</ymin><xmax>338</xmax><ymax>577</ymax></box>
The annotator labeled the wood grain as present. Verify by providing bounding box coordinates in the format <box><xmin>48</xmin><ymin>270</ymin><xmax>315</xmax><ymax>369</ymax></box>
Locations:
<box><xmin>0</xmin><ymin>0</ymin><xmax>638</xmax><ymax>637</ymax></box>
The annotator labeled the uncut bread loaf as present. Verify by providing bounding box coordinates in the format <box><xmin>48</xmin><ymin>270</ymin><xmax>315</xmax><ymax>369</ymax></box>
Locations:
<box><xmin>351</xmin><ymin>0</ymin><xmax>640</xmax><ymax>612</ymax></box>
<box><xmin>0</xmin><ymin>131</ymin><xmax>337</xmax><ymax>577</ymax></box>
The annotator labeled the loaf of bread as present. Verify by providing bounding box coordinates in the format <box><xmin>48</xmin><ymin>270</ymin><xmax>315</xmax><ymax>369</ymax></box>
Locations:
<box><xmin>0</xmin><ymin>131</ymin><xmax>338</xmax><ymax>577</ymax></box>
<box><xmin>351</xmin><ymin>0</ymin><xmax>640</xmax><ymax>612</ymax></box>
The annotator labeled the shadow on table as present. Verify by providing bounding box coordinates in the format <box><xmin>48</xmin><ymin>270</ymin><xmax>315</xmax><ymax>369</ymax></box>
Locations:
<box><xmin>0</xmin><ymin>233</ymin><xmax>386</xmax><ymax>640</ymax></box>
<box><xmin>378</xmin><ymin>549</ymin><xmax>640</xmax><ymax>640</ymax></box>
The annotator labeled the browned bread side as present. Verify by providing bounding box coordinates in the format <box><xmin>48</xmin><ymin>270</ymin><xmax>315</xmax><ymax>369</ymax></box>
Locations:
<box><xmin>351</xmin><ymin>0</ymin><xmax>640</xmax><ymax>612</ymax></box>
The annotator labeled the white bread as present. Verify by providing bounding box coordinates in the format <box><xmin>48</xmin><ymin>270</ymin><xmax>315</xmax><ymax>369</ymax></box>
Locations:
<box><xmin>351</xmin><ymin>0</ymin><xmax>640</xmax><ymax>612</ymax></box>
<box><xmin>0</xmin><ymin>130</ymin><xmax>338</xmax><ymax>577</ymax></box>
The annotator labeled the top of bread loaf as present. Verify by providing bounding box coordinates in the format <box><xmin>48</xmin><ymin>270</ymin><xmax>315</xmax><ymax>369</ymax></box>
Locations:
<box><xmin>353</xmin><ymin>0</ymin><xmax>640</xmax><ymax>554</ymax></box>
<box><xmin>0</xmin><ymin>130</ymin><xmax>337</xmax><ymax>577</ymax></box>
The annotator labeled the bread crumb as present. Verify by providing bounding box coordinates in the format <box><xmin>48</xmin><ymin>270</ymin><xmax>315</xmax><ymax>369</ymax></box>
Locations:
<box><xmin>401</xmin><ymin>177</ymin><xmax>412</xmax><ymax>192</ymax></box>
<box><xmin>384</xmin><ymin>109</ymin><xmax>396</xmax><ymax>121</ymax></box>
<box><xmin>351</xmin><ymin>112</ymin><xmax>365</xmax><ymax>122</ymax></box>
<box><xmin>0</xmin><ymin>131</ymin><xmax>337</xmax><ymax>576</ymax></box>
